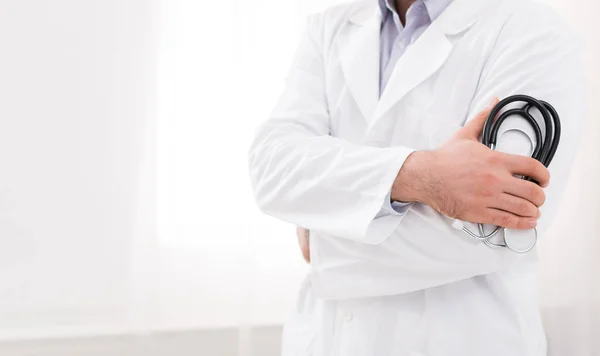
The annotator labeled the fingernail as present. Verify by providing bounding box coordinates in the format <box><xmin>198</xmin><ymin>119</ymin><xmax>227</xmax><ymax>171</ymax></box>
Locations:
<box><xmin>537</xmin><ymin>210</ymin><xmax>542</xmax><ymax>219</ymax></box>
<box><xmin>528</xmin><ymin>220</ymin><xmax>538</xmax><ymax>228</ymax></box>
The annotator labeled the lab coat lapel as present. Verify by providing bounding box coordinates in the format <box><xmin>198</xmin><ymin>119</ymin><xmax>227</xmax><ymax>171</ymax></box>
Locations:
<box><xmin>369</xmin><ymin>0</ymin><xmax>490</xmax><ymax>129</ymax></box>
<box><xmin>339</xmin><ymin>7</ymin><xmax>382</xmax><ymax>122</ymax></box>
<box><xmin>372</xmin><ymin>21</ymin><xmax>452</xmax><ymax>126</ymax></box>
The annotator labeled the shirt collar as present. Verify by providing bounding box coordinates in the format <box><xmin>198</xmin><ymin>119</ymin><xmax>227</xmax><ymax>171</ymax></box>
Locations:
<box><xmin>424</xmin><ymin>0</ymin><xmax>452</xmax><ymax>21</ymax></box>
<box><xmin>378</xmin><ymin>0</ymin><xmax>452</xmax><ymax>22</ymax></box>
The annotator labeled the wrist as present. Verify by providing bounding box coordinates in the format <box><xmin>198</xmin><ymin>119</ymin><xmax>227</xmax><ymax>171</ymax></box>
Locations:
<box><xmin>391</xmin><ymin>150</ymin><xmax>434</xmax><ymax>204</ymax></box>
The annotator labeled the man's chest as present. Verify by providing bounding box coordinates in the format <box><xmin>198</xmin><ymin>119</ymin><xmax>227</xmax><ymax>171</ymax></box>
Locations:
<box><xmin>323</xmin><ymin>29</ymin><xmax>490</xmax><ymax>150</ymax></box>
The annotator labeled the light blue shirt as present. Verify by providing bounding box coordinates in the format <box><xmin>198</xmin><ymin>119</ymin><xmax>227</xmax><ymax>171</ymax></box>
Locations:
<box><xmin>379</xmin><ymin>0</ymin><xmax>451</xmax><ymax>95</ymax></box>
<box><xmin>379</xmin><ymin>0</ymin><xmax>452</xmax><ymax>213</ymax></box>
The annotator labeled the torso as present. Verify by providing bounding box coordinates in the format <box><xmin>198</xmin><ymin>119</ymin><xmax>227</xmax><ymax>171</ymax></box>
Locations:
<box><xmin>282</xmin><ymin>1</ymin><xmax>557</xmax><ymax>355</ymax></box>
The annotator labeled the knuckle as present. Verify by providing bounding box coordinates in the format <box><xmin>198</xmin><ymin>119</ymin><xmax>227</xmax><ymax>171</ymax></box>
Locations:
<box><xmin>538</xmin><ymin>190</ymin><xmax>547</xmax><ymax>206</ymax></box>
<box><xmin>501</xmin><ymin>214</ymin><xmax>512</xmax><ymax>227</ymax></box>
<box><xmin>529</xmin><ymin>185</ymin><xmax>545</xmax><ymax>206</ymax></box>
<box><xmin>480</xmin><ymin>188</ymin><xmax>494</xmax><ymax>198</ymax></box>
<box><xmin>534</xmin><ymin>166</ymin><xmax>546</xmax><ymax>181</ymax></box>
<box><xmin>543</xmin><ymin>168</ymin><xmax>551</xmax><ymax>184</ymax></box>
<box><xmin>541</xmin><ymin>165</ymin><xmax>549</xmax><ymax>176</ymax></box>
<box><xmin>493</xmin><ymin>213</ymin><xmax>512</xmax><ymax>227</ymax></box>
<box><xmin>461</xmin><ymin>197</ymin><xmax>477</xmax><ymax>215</ymax></box>
<box><xmin>535</xmin><ymin>163</ymin><xmax>549</xmax><ymax>182</ymax></box>
<box><xmin>517</xmin><ymin>158</ymin><xmax>534</xmax><ymax>175</ymax></box>
<box><xmin>528</xmin><ymin>158</ymin><xmax>541</xmax><ymax>171</ymax></box>
<box><xmin>528</xmin><ymin>184</ymin><xmax>540</xmax><ymax>200</ymax></box>
<box><xmin>487</xmin><ymin>153</ymin><xmax>502</xmax><ymax>166</ymax></box>
<box><xmin>482</xmin><ymin>171</ymin><xmax>498</xmax><ymax>184</ymax></box>
<box><xmin>516</xmin><ymin>218</ymin><xmax>528</xmax><ymax>230</ymax></box>
<box><xmin>517</xmin><ymin>200</ymin><xmax>531</xmax><ymax>215</ymax></box>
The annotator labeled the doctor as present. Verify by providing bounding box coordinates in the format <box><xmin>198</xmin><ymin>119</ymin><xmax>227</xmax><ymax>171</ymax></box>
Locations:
<box><xmin>249</xmin><ymin>0</ymin><xmax>586</xmax><ymax>355</ymax></box>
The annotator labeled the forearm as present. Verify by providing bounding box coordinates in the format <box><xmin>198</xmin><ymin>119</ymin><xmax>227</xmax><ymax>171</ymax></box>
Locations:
<box><xmin>248</xmin><ymin>13</ymin><xmax>419</xmax><ymax>243</ymax></box>
<box><xmin>309</xmin><ymin>203</ymin><xmax>521</xmax><ymax>300</ymax></box>
<box><xmin>249</xmin><ymin>120</ymin><xmax>415</xmax><ymax>242</ymax></box>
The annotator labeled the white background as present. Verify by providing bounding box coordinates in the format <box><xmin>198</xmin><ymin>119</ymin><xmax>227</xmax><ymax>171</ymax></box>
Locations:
<box><xmin>0</xmin><ymin>0</ymin><xmax>598</xmax><ymax>352</ymax></box>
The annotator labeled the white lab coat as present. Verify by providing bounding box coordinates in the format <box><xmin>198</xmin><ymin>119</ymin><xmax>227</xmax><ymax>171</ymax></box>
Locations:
<box><xmin>248</xmin><ymin>0</ymin><xmax>587</xmax><ymax>355</ymax></box>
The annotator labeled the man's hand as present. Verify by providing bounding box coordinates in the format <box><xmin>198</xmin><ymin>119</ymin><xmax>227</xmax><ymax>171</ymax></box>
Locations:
<box><xmin>392</xmin><ymin>98</ymin><xmax>549</xmax><ymax>230</ymax></box>
<box><xmin>297</xmin><ymin>227</ymin><xmax>310</xmax><ymax>263</ymax></box>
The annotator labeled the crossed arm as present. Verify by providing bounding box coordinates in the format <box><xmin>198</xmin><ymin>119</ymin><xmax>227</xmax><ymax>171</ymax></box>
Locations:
<box><xmin>296</xmin><ymin>99</ymin><xmax>547</xmax><ymax>263</ymax></box>
<box><xmin>249</xmin><ymin>14</ymin><xmax>586</xmax><ymax>299</ymax></box>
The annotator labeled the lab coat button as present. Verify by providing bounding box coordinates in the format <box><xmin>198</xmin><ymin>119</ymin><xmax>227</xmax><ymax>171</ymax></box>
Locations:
<box><xmin>343</xmin><ymin>310</ymin><xmax>353</xmax><ymax>322</ymax></box>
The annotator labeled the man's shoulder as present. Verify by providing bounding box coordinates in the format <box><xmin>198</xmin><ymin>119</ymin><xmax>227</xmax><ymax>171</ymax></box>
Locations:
<box><xmin>303</xmin><ymin>0</ymin><xmax>374</xmax><ymax>46</ymax></box>
<box><xmin>321</xmin><ymin>0</ymin><xmax>373</xmax><ymax>18</ymax></box>
<box><xmin>309</xmin><ymin>0</ymin><xmax>373</xmax><ymax>28</ymax></box>
<box><xmin>497</xmin><ymin>0</ymin><xmax>578</xmax><ymax>40</ymax></box>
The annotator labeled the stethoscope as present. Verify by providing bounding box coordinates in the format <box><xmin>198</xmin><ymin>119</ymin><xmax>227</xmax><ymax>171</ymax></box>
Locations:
<box><xmin>452</xmin><ymin>95</ymin><xmax>561</xmax><ymax>253</ymax></box>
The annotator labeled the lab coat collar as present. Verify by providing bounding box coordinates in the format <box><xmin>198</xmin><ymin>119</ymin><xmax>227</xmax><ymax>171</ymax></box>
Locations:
<box><xmin>351</xmin><ymin>0</ymin><xmax>489</xmax><ymax>35</ymax></box>
<box><xmin>378</xmin><ymin>0</ymin><xmax>452</xmax><ymax>24</ymax></box>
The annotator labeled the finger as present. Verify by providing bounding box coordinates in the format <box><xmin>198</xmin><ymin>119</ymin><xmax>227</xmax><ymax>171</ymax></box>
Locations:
<box><xmin>487</xmin><ymin>193</ymin><xmax>540</xmax><ymax>218</ymax></box>
<box><xmin>503</xmin><ymin>178</ymin><xmax>546</xmax><ymax>207</ymax></box>
<box><xmin>296</xmin><ymin>227</ymin><xmax>310</xmax><ymax>263</ymax></box>
<box><xmin>502</xmin><ymin>154</ymin><xmax>550</xmax><ymax>187</ymax></box>
<box><xmin>485</xmin><ymin>208</ymin><xmax>538</xmax><ymax>230</ymax></box>
<box><xmin>458</xmin><ymin>97</ymin><xmax>499</xmax><ymax>140</ymax></box>
<box><xmin>296</xmin><ymin>227</ymin><xmax>309</xmax><ymax>239</ymax></box>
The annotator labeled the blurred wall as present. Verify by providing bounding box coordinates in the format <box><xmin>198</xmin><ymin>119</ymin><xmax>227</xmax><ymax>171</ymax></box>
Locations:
<box><xmin>0</xmin><ymin>0</ymin><xmax>158</xmax><ymax>338</ymax></box>
<box><xmin>537</xmin><ymin>0</ymin><xmax>600</xmax><ymax>354</ymax></box>
<box><xmin>0</xmin><ymin>0</ymin><xmax>597</xmax><ymax>351</ymax></box>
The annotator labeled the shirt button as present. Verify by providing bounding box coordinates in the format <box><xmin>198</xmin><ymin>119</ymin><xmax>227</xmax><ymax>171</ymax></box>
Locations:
<box><xmin>343</xmin><ymin>310</ymin><xmax>354</xmax><ymax>322</ymax></box>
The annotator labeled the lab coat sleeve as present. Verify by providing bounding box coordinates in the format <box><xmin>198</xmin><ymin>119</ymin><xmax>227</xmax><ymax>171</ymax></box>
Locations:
<box><xmin>309</xmin><ymin>9</ymin><xmax>588</xmax><ymax>300</ymax></box>
<box><xmin>248</xmin><ymin>14</ymin><xmax>415</xmax><ymax>243</ymax></box>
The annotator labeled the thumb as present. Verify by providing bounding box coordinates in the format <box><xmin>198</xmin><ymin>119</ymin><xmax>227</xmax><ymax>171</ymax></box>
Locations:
<box><xmin>457</xmin><ymin>97</ymin><xmax>499</xmax><ymax>140</ymax></box>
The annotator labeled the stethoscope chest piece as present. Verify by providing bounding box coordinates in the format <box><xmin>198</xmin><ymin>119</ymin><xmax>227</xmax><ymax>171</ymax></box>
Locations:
<box><xmin>503</xmin><ymin>228</ymin><xmax>538</xmax><ymax>253</ymax></box>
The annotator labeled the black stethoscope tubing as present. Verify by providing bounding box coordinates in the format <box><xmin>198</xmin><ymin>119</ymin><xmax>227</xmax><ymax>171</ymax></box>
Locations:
<box><xmin>482</xmin><ymin>94</ymin><xmax>561</xmax><ymax>171</ymax></box>
<box><xmin>463</xmin><ymin>94</ymin><xmax>561</xmax><ymax>253</ymax></box>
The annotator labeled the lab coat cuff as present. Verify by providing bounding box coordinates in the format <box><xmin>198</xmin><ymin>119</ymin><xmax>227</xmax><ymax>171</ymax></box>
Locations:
<box><xmin>375</xmin><ymin>191</ymin><xmax>411</xmax><ymax>219</ymax></box>
<box><xmin>362</xmin><ymin>147</ymin><xmax>416</xmax><ymax>244</ymax></box>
